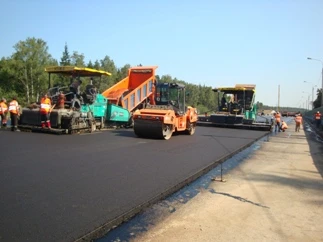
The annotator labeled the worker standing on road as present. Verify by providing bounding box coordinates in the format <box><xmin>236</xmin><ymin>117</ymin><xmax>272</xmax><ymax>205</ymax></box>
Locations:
<box><xmin>275</xmin><ymin>112</ymin><xmax>281</xmax><ymax>132</ymax></box>
<box><xmin>40</xmin><ymin>93</ymin><xmax>55</xmax><ymax>129</ymax></box>
<box><xmin>314</xmin><ymin>111</ymin><xmax>322</xmax><ymax>129</ymax></box>
<box><xmin>294</xmin><ymin>114</ymin><xmax>302</xmax><ymax>132</ymax></box>
<box><xmin>8</xmin><ymin>97</ymin><xmax>20</xmax><ymax>132</ymax></box>
<box><xmin>281</xmin><ymin>120</ymin><xmax>288</xmax><ymax>132</ymax></box>
<box><xmin>0</xmin><ymin>98</ymin><xmax>8</xmax><ymax>128</ymax></box>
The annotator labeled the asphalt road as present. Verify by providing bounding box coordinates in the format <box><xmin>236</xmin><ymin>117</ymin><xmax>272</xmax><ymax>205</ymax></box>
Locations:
<box><xmin>0</xmin><ymin>127</ymin><xmax>268</xmax><ymax>242</ymax></box>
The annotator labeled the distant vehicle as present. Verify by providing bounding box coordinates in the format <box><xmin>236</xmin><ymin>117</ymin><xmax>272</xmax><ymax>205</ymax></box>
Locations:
<box><xmin>281</xmin><ymin>111</ymin><xmax>297</xmax><ymax>117</ymax></box>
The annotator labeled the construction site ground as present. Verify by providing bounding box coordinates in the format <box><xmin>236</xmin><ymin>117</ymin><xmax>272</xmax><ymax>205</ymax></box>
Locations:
<box><xmin>101</xmin><ymin>121</ymin><xmax>323</xmax><ymax>242</ymax></box>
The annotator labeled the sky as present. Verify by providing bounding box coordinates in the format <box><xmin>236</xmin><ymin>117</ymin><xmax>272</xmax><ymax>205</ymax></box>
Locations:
<box><xmin>1</xmin><ymin>0</ymin><xmax>323</xmax><ymax>108</ymax></box>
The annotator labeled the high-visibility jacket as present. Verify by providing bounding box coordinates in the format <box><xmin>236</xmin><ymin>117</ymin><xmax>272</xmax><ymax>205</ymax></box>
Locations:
<box><xmin>315</xmin><ymin>113</ymin><xmax>321</xmax><ymax>120</ymax></box>
<box><xmin>295</xmin><ymin>116</ymin><xmax>302</xmax><ymax>123</ymax></box>
<box><xmin>9</xmin><ymin>100</ymin><xmax>19</xmax><ymax>114</ymax></box>
<box><xmin>0</xmin><ymin>101</ymin><xmax>8</xmax><ymax>114</ymax></box>
<box><xmin>40</xmin><ymin>97</ymin><xmax>52</xmax><ymax>114</ymax></box>
<box><xmin>275</xmin><ymin>113</ymin><xmax>281</xmax><ymax>122</ymax></box>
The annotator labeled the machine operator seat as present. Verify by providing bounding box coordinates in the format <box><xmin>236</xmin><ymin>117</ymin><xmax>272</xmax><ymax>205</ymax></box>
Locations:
<box><xmin>170</xmin><ymin>100</ymin><xmax>184</xmax><ymax>115</ymax></box>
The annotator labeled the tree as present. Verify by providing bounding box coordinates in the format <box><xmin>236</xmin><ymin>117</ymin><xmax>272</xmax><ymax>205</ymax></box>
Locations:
<box><xmin>87</xmin><ymin>60</ymin><xmax>94</xmax><ymax>68</ymax></box>
<box><xmin>11</xmin><ymin>37</ymin><xmax>54</xmax><ymax>104</ymax></box>
<box><xmin>70</xmin><ymin>51</ymin><xmax>85</xmax><ymax>67</ymax></box>
<box><xmin>313</xmin><ymin>88</ymin><xmax>322</xmax><ymax>109</ymax></box>
<box><xmin>116</xmin><ymin>64</ymin><xmax>131</xmax><ymax>80</ymax></box>
<box><xmin>93</xmin><ymin>60</ymin><xmax>100</xmax><ymax>70</ymax></box>
<box><xmin>60</xmin><ymin>43</ymin><xmax>71</xmax><ymax>66</ymax></box>
<box><xmin>99</xmin><ymin>55</ymin><xmax>117</xmax><ymax>91</ymax></box>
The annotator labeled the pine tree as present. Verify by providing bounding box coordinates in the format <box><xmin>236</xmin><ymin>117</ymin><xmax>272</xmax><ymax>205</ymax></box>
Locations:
<box><xmin>60</xmin><ymin>42</ymin><xmax>71</xmax><ymax>66</ymax></box>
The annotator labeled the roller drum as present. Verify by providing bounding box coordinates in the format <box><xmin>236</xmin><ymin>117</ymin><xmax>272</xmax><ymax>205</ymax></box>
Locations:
<box><xmin>134</xmin><ymin>119</ymin><xmax>173</xmax><ymax>140</ymax></box>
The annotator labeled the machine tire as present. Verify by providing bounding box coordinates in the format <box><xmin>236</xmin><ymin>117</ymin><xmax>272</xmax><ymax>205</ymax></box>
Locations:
<box><xmin>162</xmin><ymin>124</ymin><xmax>173</xmax><ymax>140</ymax></box>
<box><xmin>125</xmin><ymin>117</ymin><xmax>134</xmax><ymax>129</ymax></box>
<box><xmin>186</xmin><ymin>122</ymin><xmax>196</xmax><ymax>135</ymax></box>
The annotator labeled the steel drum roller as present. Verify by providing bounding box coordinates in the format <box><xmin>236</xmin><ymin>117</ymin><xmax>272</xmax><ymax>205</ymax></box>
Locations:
<box><xmin>133</xmin><ymin>119</ymin><xmax>173</xmax><ymax>140</ymax></box>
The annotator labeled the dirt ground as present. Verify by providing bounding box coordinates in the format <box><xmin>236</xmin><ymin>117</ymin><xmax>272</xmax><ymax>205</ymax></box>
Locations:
<box><xmin>132</xmin><ymin>123</ymin><xmax>323</xmax><ymax>242</ymax></box>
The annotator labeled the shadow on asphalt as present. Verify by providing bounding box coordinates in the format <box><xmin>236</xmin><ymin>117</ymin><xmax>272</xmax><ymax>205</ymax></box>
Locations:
<box><xmin>303</xmin><ymin>120</ymin><xmax>323</xmax><ymax>178</ymax></box>
<box><xmin>109</xmin><ymin>129</ymin><xmax>137</xmax><ymax>138</ymax></box>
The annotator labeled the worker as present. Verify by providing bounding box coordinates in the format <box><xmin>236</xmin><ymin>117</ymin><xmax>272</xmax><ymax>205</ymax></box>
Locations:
<box><xmin>57</xmin><ymin>91</ymin><xmax>66</xmax><ymax>109</ymax></box>
<box><xmin>314</xmin><ymin>111</ymin><xmax>322</xmax><ymax>129</ymax></box>
<box><xmin>294</xmin><ymin>114</ymin><xmax>302</xmax><ymax>132</ymax></box>
<box><xmin>221</xmin><ymin>95</ymin><xmax>226</xmax><ymax>107</ymax></box>
<box><xmin>40</xmin><ymin>93</ymin><xmax>55</xmax><ymax>129</ymax></box>
<box><xmin>281</xmin><ymin>120</ymin><xmax>288</xmax><ymax>132</ymax></box>
<box><xmin>0</xmin><ymin>97</ymin><xmax>8</xmax><ymax>128</ymax></box>
<box><xmin>8</xmin><ymin>96</ymin><xmax>20</xmax><ymax>132</ymax></box>
<box><xmin>70</xmin><ymin>78</ymin><xmax>82</xmax><ymax>95</ymax></box>
<box><xmin>274</xmin><ymin>112</ymin><xmax>281</xmax><ymax>132</ymax></box>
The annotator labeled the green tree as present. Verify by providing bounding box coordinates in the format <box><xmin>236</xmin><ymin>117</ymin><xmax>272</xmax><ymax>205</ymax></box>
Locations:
<box><xmin>313</xmin><ymin>88</ymin><xmax>322</xmax><ymax>109</ymax></box>
<box><xmin>93</xmin><ymin>60</ymin><xmax>100</xmax><ymax>70</ymax></box>
<box><xmin>70</xmin><ymin>51</ymin><xmax>85</xmax><ymax>67</ymax></box>
<box><xmin>60</xmin><ymin>42</ymin><xmax>71</xmax><ymax>66</ymax></box>
<box><xmin>11</xmin><ymin>37</ymin><xmax>54</xmax><ymax>104</ymax></box>
<box><xmin>116</xmin><ymin>64</ymin><xmax>131</xmax><ymax>81</ymax></box>
<box><xmin>99</xmin><ymin>56</ymin><xmax>117</xmax><ymax>91</ymax></box>
<box><xmin>87</xmin><ymin>60</ymin><xmax>94</xmax><ymax>68</ymax></box>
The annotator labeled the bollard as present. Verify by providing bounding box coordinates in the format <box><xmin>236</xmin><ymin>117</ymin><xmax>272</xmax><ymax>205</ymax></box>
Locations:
<box><xmin>211</xmin><ymin>163</ymin><xmax>226</xmax><ymax>182</ymax></box>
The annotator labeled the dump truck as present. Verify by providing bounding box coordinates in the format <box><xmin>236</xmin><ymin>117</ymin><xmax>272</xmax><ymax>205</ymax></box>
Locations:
<box><xmin>101</xmin><ymin>66</ymin><xmax>157</xmax><ymax>127</ymax></box>
<box><xmin>198</xmin><ymin>84</ymin><xmax>272</xmax><ymax>131</ymax></box>
<box><xmin>133</xmin><ymin>82</ymin><xmax>198</xmax><ymax>140</ymax></box>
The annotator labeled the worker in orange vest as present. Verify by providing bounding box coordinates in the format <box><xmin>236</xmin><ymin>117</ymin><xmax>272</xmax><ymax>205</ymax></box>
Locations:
<box><xmin>275</xmin><ymin>112</ymin><xmax>281</xmax><ymax>132</ymax></box>
<box><xmin>281</xmin><ymin>120</ymin><xmax>288</xmax><ymax>132</ymax></box>
<box><xmin>8</xmin><ymin>97</ymin><xmax>20</xmax><ymax>132</ymax></box>
<box><xmin>57</xmin><ymin>91</ymin><xmax>66</xmax><ymax>109</ymax></box>
<box><xmin>294</xmin><ymin>114</ymin><xmax>302</xmax><ymax>132</ymax></box>
<box><xmin>0</xmin><ymin>97</ymin><xmax>8</xmax><ymax>128</ymax></box>
<box><xmin>314</xmin><ymin>111</ymin><xmax>322</xmax><ymax>129</ymax></box>
<box><xmin>40</xmin><ymin>93</ymin><xmax>55</xmax><ymax>129</ymax></box>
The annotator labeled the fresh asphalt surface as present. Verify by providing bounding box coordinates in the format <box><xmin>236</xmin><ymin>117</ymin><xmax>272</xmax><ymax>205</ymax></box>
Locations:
<box><xmin>0</xmin><ymin>126</ymin><xmax>268</xmax><ymax>242</ymax></box>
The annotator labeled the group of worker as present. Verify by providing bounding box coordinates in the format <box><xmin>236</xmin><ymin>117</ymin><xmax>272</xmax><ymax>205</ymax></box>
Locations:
<box><xmin>0</xmin><ymin>97</ymin><xmax>21</xmax><ymax>131</ymax></box>
<box><xmin>273</xmin><ymin>110</ymin><xmax>322</xmax><ymax>133</ymax></box>
<box><xmin>0</xmin><ymin>93</ymin><xmax>57</xmax><ymax>131</ymax></box>
<box><xmin>273</xmin><ymin>112</ymin><xmax>288</xmax><ymax>132</ymax></box>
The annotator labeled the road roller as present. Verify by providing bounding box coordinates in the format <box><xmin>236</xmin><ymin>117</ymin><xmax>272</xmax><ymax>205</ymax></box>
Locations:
<box><xmin>132</xmin><ymin>82</ymin><xmax>198</xmax><ymax>140</ymax></box>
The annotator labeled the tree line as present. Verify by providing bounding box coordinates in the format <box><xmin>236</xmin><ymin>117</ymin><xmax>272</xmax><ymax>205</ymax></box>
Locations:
<box><xmin>1</xmin><ymin>37</ymin><xmax>321</xmax><ymax>112</ymax></box>
<box><xmin>0</xmin><ymin>37</ymin><xmax>219</xmax><ymax>113</ymax></box>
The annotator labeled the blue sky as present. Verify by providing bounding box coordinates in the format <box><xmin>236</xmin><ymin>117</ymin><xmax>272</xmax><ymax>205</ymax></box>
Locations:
<box><xmin>1</xmin><ymin>0</ymin><xmax>322</xmax><ymax>108</ymax></box>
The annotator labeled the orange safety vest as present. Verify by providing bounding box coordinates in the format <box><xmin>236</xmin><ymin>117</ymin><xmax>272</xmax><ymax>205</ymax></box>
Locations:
<box><xmin>315</xmin><ymin>113</ymin><xmax>321</xmax><ymax>120</ymax></box>
<box><xmin>295</xmin><ymin>116</ymin><xmax>302</xmax><ymax>123</ymax></box>
<box><xmin>8</xmin><ymin>100</ymin><xmax>19</xmax><ymax>114</ymax></box>
<box><xmin>275</xmin><ymin>113</ymin><xmax>281</xmax><ymax>122</ymax></box>
<box><xmin>40</xmin><ymin>97</ymin><xmax>52</xmax><ymax>114</ymax></box>
<box><xmin>0</xmin><ymin>101</ymin><xmax>8</xmax><ymax>114</ymax></box>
